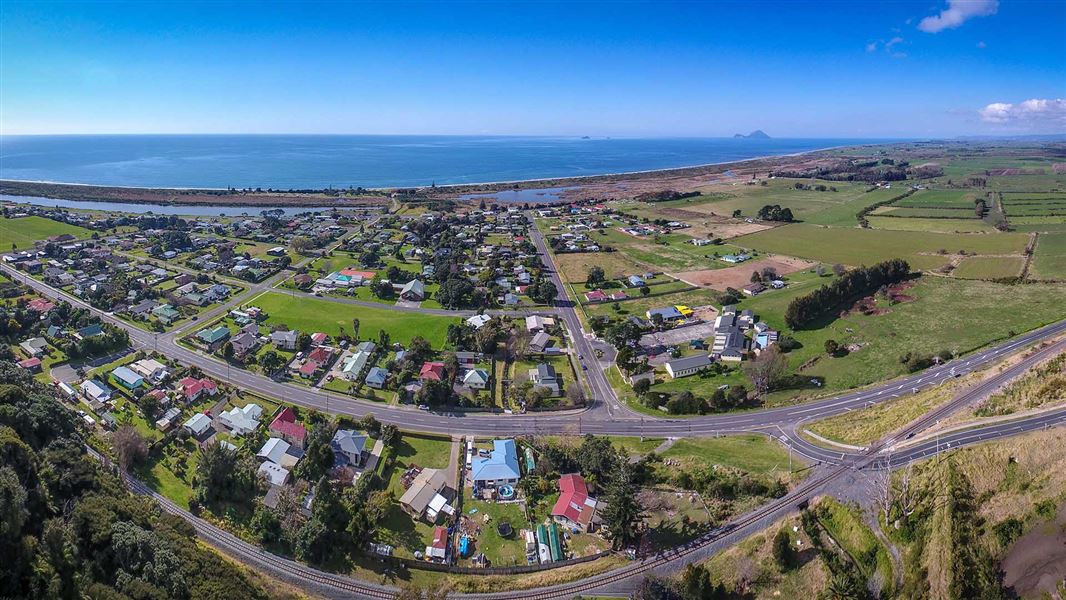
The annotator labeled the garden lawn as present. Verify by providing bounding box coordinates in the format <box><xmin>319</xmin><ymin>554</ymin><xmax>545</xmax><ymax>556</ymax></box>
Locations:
<box><xmin>249</xmin><ymin>291</ymin><xmax>455</xmax><ymax>347</ymax></box>
<box><xmin>0</xmin><ymin>216</ymin><xmax>91</xmax><ymax>249</ymax></box>
<box><xmin>460</xmin><ymin>489</ymin><xmax>529</xmax><ymax>567</ymax></box>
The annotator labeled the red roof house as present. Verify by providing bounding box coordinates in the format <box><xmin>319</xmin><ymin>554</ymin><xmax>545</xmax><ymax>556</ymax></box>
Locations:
<box><xmin>584</xmin><ymin>290</ymin><xmax>608</xmax><ymax>303</ymax></box>
<box><xmin>27</xmin><ymin>298</ymin><xmax>55</xmax><ymax>313</ymax></box>
<box><xmin>419</xmin><ymin>361</ymin><xmax>445</xmax><ymax>381</ymax></box>
<box><xmin>310</xmin><ymin>332</ymin><xmax>329</xmax><ymax>346</ymax></box>
<box><xmin>18</xmin><ymin>357</ymin><xmax>42</xmax><ymax>372</ymax></box>
<box><xmin>179</xmin><ymin>377</ymin><xmax>218</xmax><ymax>402</ymax></box>
<box><xmin>551</xmin><ymin>473</ymin><xmax>599</xmax><ymax>532</ymax></box>
<box><xmin>307</xmin><ymin>346</ymin><xmax>333</xmax><ymax>366</ymax></box>
<box><xmin>270</xmin><ymin>407</ymin><xmax>307</xmax><ymax>447</ymax></box>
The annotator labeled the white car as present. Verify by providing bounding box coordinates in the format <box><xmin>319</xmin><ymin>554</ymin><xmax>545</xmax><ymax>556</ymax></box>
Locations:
<box><xmin>417</xmin><ymin>404</ymin><xmax>430</xmax><ymax>411</ymax></box>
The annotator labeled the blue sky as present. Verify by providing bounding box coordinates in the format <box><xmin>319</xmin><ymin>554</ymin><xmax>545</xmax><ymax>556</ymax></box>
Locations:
<box><xmin>1</xmin><ymin>0</ymin><xmax>1063</xmax><ymax>137</ymax></box>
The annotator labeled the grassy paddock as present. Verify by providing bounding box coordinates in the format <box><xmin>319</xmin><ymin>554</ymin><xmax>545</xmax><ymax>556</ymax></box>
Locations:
<box><xmin>248</xmin><ymin>291</ymin><xmax>456</xmax><ymax>347</ymax></box>
<box><xmin>733</xmin><ymin>223</ymin><xmax>1027</xmax><ymax>268</ymax></box>
<box><xmin>1030</xmin><ymin>233</ymin><xmax>1066</xmax><ymax>280</ymax></box>
<box><xmin>951</xmin><ymin>256</ymin><xmax>1025</xmax><ymax>279</ymax></box>
<box><xmin>0</xmin><ymin>215</ymin><xmax>92</xmax><ymax>249</ymax></box>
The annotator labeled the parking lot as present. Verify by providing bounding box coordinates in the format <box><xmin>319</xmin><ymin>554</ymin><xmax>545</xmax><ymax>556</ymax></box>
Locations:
<box><xmin>639</xmin><ymin>321</ymin><xmax>716</xmax><ymax>350</ymax></box>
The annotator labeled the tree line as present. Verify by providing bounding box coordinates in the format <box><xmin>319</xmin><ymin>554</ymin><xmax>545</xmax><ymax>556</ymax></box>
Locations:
<box><xmin>784</xmin><ymin>259</ymin><xmax>911</xmax><ymax>329</ymax></box>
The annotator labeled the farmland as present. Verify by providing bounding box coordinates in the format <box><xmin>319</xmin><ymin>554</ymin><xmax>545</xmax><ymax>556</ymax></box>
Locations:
<box><xmin>732</xmin><ymin>223</ymin><xmax>1028</xmax><ymax>270</ymax></box>
<box><xmin>0</xmin><ymin>215</ymin><xmax>92</xmax><ymax>249</ymax></box>
<box><xmin>1030</xmin><ymin>233</ymin><xmax>1066</xmax><ymax>280</ymax></box>
<box><xmin>249</xmin><ymin>291</ymin><xmax>457</xmax><ymax>347</ymax></box>
<box><xmin>951</xmin><ymin>256</ymin><xmax>1025</xmax><ymax>280</ymax></box>
<box><xmin>732</xmin><ymin>275</ymin><xmax>1066</xmax><ymax>403</ymax></box>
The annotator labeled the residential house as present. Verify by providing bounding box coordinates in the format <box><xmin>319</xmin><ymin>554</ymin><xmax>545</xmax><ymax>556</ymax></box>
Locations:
<box><xmin>529</xmin><ymin>332</ymin><xmax>551</xmax><ymax>353</ymax></box>
<box><xmin>269</xmin><ymin>407</ymin><xmax>307</xmax><ymax>448</ymax></box>
<box><xmin>257</xmin><ymin>461</ymin><xmax>290</xmax><ymax>486</ymax></box>
<box><xmin>470</xmin><ymin>439</ymin><xmax>521</xmax><ymax>488</ymax></box>
<box><xmin>155</xmin><ymin>407</ymin><xmax>182</xmax><ymax>431</ymax></box>
<box><xmin>529</xmin><ymin>363</ymin><xmax>560</xmax><ymax>396</ymax></box>
<box><xmin>18</xmin><ymin>357</ymin><xmax>42</xmax><ymax>372</ymax></box>
<box><xmin>19</xmin><ymin>337</ymin><xmax>48</xmax><ymax>357</ymax></box>
<box><xmin>271</xmin><ymin>330</ymin><xmax>299</xmax><ymax>351</ymax></box>
<box><xmin>365</xmin><ymin>366</ymin><xmax>388</xmax><ymax>389</ymax></box>
<box><xmin>742</xmin><ymin>283</ymin><xmax>765</xmax><ymax>296</ymax></box>
<box><xmin>183</xmin><ymin>413</ymin><xmax>212</xmax><ymax>437</ymax></box>
<box><xmin>219</xmin><ymin>403</ymin><xmax>263</xmax><ymax>435</ymax></box>
<box><xmin>196</xmin><ymin>325</ymin><xmax>231</xmax><ymax>351</ymax></box>
<box><xmin>330</xmin><ymin>429</ymin><xmax>367</xmax><ymax>467</ymax></box>
<box><xmin>399</xmin><ymin>468</ymin><xmax>450</xmax><ymax>521</ymax></box>
<box><xmin>627</xmin><ymin>275</ymin><xmax>645</xmax><ymax>287</ymax></box>
<box><xmin>400</xmin><ymin>279</ymin><xmax>425</xmax><ymax>301</ymax></box>
<box><xmin>525</xmin><ymin>315</ymin><xmax>556</xmax><ymax>332</ymax></box>
<box><xmin>419</xmin><ymin>361</ymin><xmax>445</xmax><ymax>381</ymax></box>
<box><xmin>80</xmin><ymin>379</ymin><xmax>112</xmax><ymax>405</ymax></box>
<box><xmin>111</xmin><ymin>366</ymin><xmax>145</xmax><ymax>391</ymax></box>
<box><xmin>646</xmin><ymin>306</ymin><xmax>685</xmax><ymax>323</ymax></box>
<box><xmin>584</xmin><ymin>290</ymin><xmax>608</xmax><ymax>303</ymax></box>
<box><xmin>340</xmin><ymin>349</ymin><xmax>373</xmax><ymax>382</ymax></box>
<box><xmin>551</xmin><ymin>474</ymin><xmax>599</xmax><ymax>532</ymax></box>
<box><xmin>152</xmin><ymin>304</ymin><xmax>181</xmax><ymax>324</ymax></box>
<box><xmin>257</xmin><ymin>437</ymin><xmax>303</xmax><ymax>469</ymax></box>
<box><xmin>179</xmin><ymin>377</ymin><xmax>218</xmax><ymax>403</ymax></box>
<box><xmin>230</xmin><ymin>331</ymin><xmax>259</xmax><ymax>357</ymax></box>
<box><xmin>463</xmin><ymin>368</ymin><xmax>490</xmax><ymax>390</ymax></box>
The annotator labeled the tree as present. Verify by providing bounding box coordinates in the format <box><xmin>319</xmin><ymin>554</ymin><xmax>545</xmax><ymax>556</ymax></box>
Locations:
<box><xmin>111</xmin><ymin>425</ymin><xmax>147</xmax><ymax>471</ymax></box>
<box><xmin>221</xmin><ymin>341</ymin><xmax>234</xmax><ymax>360</ymax></box>
<box><xmin>600</xmin><ymin>463</ymin><xmax>645</xmax><ymax>550</ymax></box>
<box><xmin>294</xmin><ymin>517</ymin><xmax>330</xmax><ymax>564</ymax></box>
<box><xmin>605</xmin><ymin>320</ymin><xmax>643</xmax><ymax>350</ymax></box>
<box><xmin>586</xmin><ymin>266</ymin><xmax>606</xmax><ymax>286</ymax></box>
<box><xmin>743</xmin><ymin>346</ymin><xmax>789</xmax><ymax>396</ymax></box>
<box><xmin>824</xmin><ymin>339</ymin><xmax>840</xmax><ymax>356</ymax></box>
<box><xmin>528</xmin><ymin>279</ymin><xmax>558</xmax><ymax>305</ymax></box>
<box><xmin>259</xmin><ymin>350</ymin><xmax>285</xmax><ymax>374</ymax></box>
<box><xmin>832</xmin><ymin>263</ymin><xmax>847</xmax><ymax>276</ymax></box>
<box><xmin>640</xmin><ymin>286</ymin><xmax>651</xmax><ymax>297</ymax></box>
<box><xmin>351</xmin><ymin>318</ymin><xmax>360</xmax><ymax>339</ymax></box>
<box><xmin>772</xmin><ymin>528</ymin><xmax>794</xmax><ymax>570</ymax></box>
<box><xmin>633</xmin><ymin>378</ymin><xmax>651</xmax><ymax>397</ymax></box>
<box><xmin>297</xmin><ymin>332</ymin><xmax>312</xmax><ymax>352</ymax></box>
<box><xmin>290</xmin><ymin>236</ymin><xmax>313</xmax><ymax>254</ymax></box>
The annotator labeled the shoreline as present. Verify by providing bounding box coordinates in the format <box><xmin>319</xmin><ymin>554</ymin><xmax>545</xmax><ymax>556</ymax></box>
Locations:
<box><xmin>0</xmin><ymin>141</ymin><xmax>897</xmax><ymax>207</ymax></box>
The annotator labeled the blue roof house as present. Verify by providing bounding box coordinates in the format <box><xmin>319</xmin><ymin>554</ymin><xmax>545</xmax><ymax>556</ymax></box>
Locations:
<box><xmin>471</xmin><ymin>439</ymin><xmax>521</xmax><ymax>488</ymax></box>
<box><xmin>111</xmin><ymin>366</ymin><xmax>145</xmax><ymax>391</ymax></box>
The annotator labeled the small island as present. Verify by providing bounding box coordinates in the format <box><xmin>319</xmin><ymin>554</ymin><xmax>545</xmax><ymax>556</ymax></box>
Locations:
<box><xmin>733</xmin><ymin>129</ymin><xmax>771</xmax><ymax>139</ymax></box>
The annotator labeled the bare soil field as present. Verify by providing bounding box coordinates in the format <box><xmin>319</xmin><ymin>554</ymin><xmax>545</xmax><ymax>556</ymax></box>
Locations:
<box><xmin>672</xmin><ymin>255</ymin><xmax>816</xmax><ymax>290</ymax></box>
<box><xmin>1001</xmin><ymin>502</ymin><xmax>1066</xmax><ymax>599</ymax></box>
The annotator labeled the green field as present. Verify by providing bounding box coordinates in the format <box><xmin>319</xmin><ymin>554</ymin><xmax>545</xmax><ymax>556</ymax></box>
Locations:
<box><xmin>734</xmin><ymin>275</ymin><xmax>1066</xmax><ymax>402</ymax></box>
<box><xmin>675</xmin><ymin>179</ymin><xmax>875</xmax><ymax>222</ymax></box>
<box><xmin>951</xmin><ymin>256</ymin><xmax>1025</xmax><ymax>279</ymax></box>
<box><xmin>658</xmin><ymin>434</ymin><xmax>801</xmax><ymax>476</ymax></box>
<box><xmin>585</xmin><ymin>228</ymin><xmax>747</xmax><ymax>272</ymax></box>
<box><xmin>803</xmin><ymin>186</ymin><xmax>904</xmax><ymax>228</ymax></box>
<box><xmin>0</xmin><ymin>216</ymin><xmax>92</xmax><ymax>250</ymax></box>
<box><xmin>874</xmin><ymin>206</ymin><xmax>977</xmax><ymax>218</ymax></box>
<box><xmin>248</xmin><ymin>291</ymin><xmax>456</xmax><ymax>347</ymax></box>
<box><xmin>894</xmin><ymin>189</ymin><xmax>979</xmax><ymax>209</ymax></box>
<box><xmin>1030</xmin><ymin>233</ymin><xmax>1066</xmax><ymax>280</ymax></box>
<box><xmin>733</xmin><ymin>223</ymin><xmax>1027</xmax><ymax>269</ymax></box>
<box><xmin>865</xmin><ymin>216</ymin><xmax>996</xmax><ymax>233</ymax></box>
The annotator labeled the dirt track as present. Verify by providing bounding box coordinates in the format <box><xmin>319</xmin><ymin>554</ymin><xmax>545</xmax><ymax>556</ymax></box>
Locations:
<box><xmin>672</xmin><ymin>256</ymin><xmax>816</xmax><ymax>290</ymax></box>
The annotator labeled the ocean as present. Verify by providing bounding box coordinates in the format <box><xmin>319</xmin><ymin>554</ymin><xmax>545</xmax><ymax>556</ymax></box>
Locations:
<box><xmin>0</xmin><ymin>134</ymin><xmax>894</xmax><ymax>189</ymax></box>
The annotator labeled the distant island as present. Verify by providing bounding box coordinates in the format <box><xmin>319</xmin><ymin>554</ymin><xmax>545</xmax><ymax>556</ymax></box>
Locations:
<box><xmin>734</xmin><ymin>130</ymin><xmax>771</xmax><ymax>139</ymax></box>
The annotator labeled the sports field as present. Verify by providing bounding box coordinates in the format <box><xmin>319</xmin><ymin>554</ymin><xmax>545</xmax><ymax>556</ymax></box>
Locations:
<box><xmin>248</xmin><ymin>291</ymin><xmax>456</xmax><ymax>347</ymax></box>
<box><xmin>0</xmin><ymin>216</ymin><xmax>91</xmax><ymax>249</ymax></box>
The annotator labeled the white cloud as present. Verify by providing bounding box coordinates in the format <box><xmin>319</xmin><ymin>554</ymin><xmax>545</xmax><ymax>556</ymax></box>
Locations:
<box><xmin>979</xmin><ymin>98</ymin><xmax>1066</xmax><ymax>125</ymax></box>
<box><xmin>918</xmin><ymin>0</ymin><xmax>998</xmax><ymax>33</ymax></box>
<box><xmin>976</xmin><ymin>40</ymin><xmax>987</xmax><ymax>48</ymax></box>
<box><xmin>885</xmin><ymin>36</ymin><xmax>904</xmax><ymax>49</ymax></box>
<box><xmin>866</xmin><ymin>41</ymin><xmax>879</xmax><ymax>52</ymax></box>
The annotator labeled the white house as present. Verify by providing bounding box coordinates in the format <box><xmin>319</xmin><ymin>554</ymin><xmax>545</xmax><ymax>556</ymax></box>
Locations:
<box><xmin>664</xmin><ymin>354</ymin><xmax>713</xmax><ymax>379</ymax></box>
<box><xmin>219</xmin><ymin>403</ymin><xmax>263</xmax><ymax>436</ymax></box>
<box><xmin>463</xmin><ymin>368</ymin><xmax>490</xmax><ymax>390</ymax></box>
<box><xmin>257</xmin><ymin>461</ymin><xmax>290</xmax><ymax>486</ymax></box>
